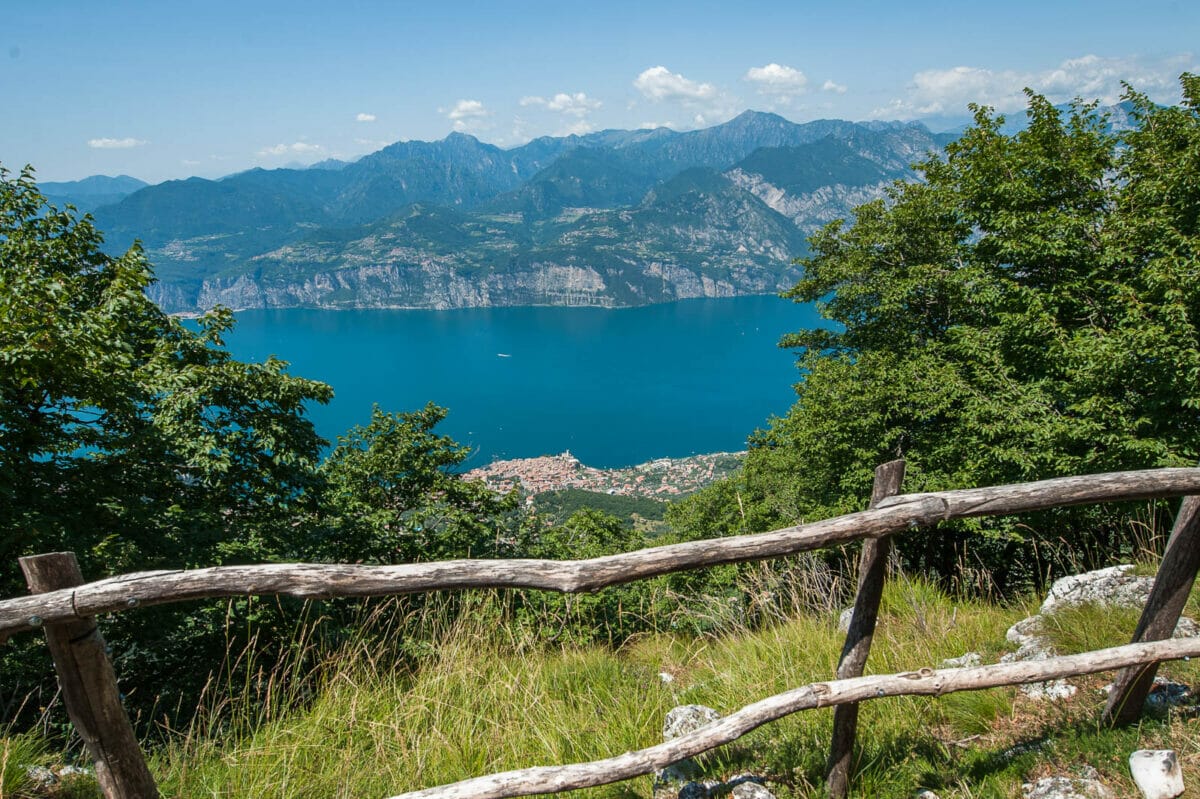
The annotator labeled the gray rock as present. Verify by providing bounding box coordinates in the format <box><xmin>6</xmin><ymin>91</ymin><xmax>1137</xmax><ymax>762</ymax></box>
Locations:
<box><xmin>1039</xmin><ymin>565</ymin><xmax>1149</xmax><ymax>614</ymax></box>
<box><xmin>678</xmin><ymin>782</ymin><xmax>714</xmax><ymax>799</ymax></box>
<box><xmin>24</xmin><ymin>766</ymin><xmax>57</xmax><ymax>789</ymax></box>
<box><xmin>1005</xmin><ymin>616</ymin><xmax>1056</xmax><ymax>662</ymax></box>
<box><xmin>653</xmin><ymin>772</ymin><xmax>775</xmax><ymax>799</ymax></box>
<box><xmin>1008</xmin><ymin>615</ymin><xmax>1047</xmax><ymax>646</ymax></box>
<box><xmin>915</xmin><ymin>791</ymin><xmax>942</xmax><ymax>799</ymax></box>
<box><xmin>1001</xmin><ymin>639</ymin><xmax>1054</xmax><ymax>664</ymax></box>
<box><xmin>654</xmin><ymin>782</ymin><xmax>715</xmax><ymax>799</ymax></box>
<box><xmin>656</xmin><ymin>761</ymin><xmax>705</xmax><ymax>785</ymax></box>
<box><xmin>662</xmin><ymin>704</ymin><xmax>721</xmax><ymax>740</ymax></box>
<box><xmin>1022</xmin><ymin>775</ymin><xmax>1114</xmax><ymax>798</ymax></box>
<box><xmin>1004</xmin><ymin>564</ymin><xmax>1200</xmax><ymax>703</ymax></box>
<box><xmin>941</xmin><ymin>652</ymin><xmax>982</xmax><ymax>668</ymax></box>
<box><xmin>998</xmin><ymin>565</ymin><xmax>1200</xmax><ymax>702</ymax></box>
<box><xmin>1019</xmin><ymin>679</ymin><xmax>1077</xmax><ymax>701</ymax></box>
<box><xmin>1129</xmin><ymin>749</ymin><xmax>1184</xmax><ymax>799</ymax></box>
<box><xmin>1002</xmin><ymin>616</ymin><xmax>1071</xmax><ymax>699</ymax></box>
<box><xmin>1171</xmin><ymin>616</ymin><xmax>1200</xmax><ymax>638</ymax></box>
<box><xmin>730</xmin><ymin>780</ymin><xmax>775</xmax><ymax>799</ymax></box>
<box><xmin>655</xmin><ymin>705</ymin><xmax>723</xmax><ymax>786</ymax></box>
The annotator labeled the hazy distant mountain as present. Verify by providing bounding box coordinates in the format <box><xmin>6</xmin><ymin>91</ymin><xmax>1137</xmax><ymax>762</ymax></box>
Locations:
<box><xmin>83</xmin><ymin>111</ymin><xmax>948</xmax><ymax>314</ymax></box>
<box><xmin>306</xmin><ymin>158</ymin><xmax>354</xmax><ymax>170</ymax></box>
<box><xmin>96</xmin><ymin>168</ymin><xmax>344</xmax><ymax>261</ymax></box>
<box><xmin>41</xmin><ymin>174</ymin><xmax>149</xmax><ymax>213</ymax></box>
<box><xmin>927</xmin><ymin>99</ymin><xmax>1142</xmax><ymax>137</ymax></box>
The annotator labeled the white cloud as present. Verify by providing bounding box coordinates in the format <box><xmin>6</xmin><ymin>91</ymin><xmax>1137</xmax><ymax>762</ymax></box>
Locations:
<box><xmin>744</xmin><ymin>63</ymin><xmax>809</xmax><ymax>97</ymax></box>
<box><xmin>872</xmin><ymin>53</ymin><xmax>1198</xmax><ymax>119</ymax></box>
<box><xmin>632</xmin><ymin>66</ymin><xmax>737</xmax><ymax>126</ymax></box>
<box><xmin>520</xmin><ymin>91</ymin><xmax>602</xmax><ymax>137</ymax></box>
<box><xmin>634</xmin><ymin>66</ymin><xmax>717</xmax><ymax>102</ymax></box>
<box><xmin>356</xmin><ymin>112</ymin><xmax>376</xmax><ymax>122</ymax></box>
<box><xmin>181</xmin><ymin>159</ymin><xmax>201</xmax><ymax>166</ymax></box>
<box><xmin>521</xmin><ymin>91</ymin><xmax>601</xmax><ymax>119</ymax></box>
<box><xmin>443</xmin><ymin>99</ymin><xmax>491</xmax><ymax>131</ymax></box>
<box><xmin>446</xmin><ymin>99</ymin><xmax>488</xmax><ymax>120</ymax></box>
<box><xmin>258</xmin><ymin>141</ymin><xmax>324</xmax><ymax>157</ymax></box>
<box><xmin>822</xmin><ymin>79</ymin><xmax>848</xmax><ymax>94</ymax></box>
<box><xmin>638</xmin><ymin>121</ymin><xmax>675</xmax><ymax>130</ymax></box>
<box><xmin>87</xmin><ymin>137</ymin><xmax>146</xmax><ymax>149</ymax></box>
<box><xmin>547</xmin><ymin>92</ymin><xmax>601</xmax><ymax>116</ymax></box>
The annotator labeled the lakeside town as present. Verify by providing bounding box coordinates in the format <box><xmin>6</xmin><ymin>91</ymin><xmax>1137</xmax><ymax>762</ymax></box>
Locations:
<box><xmin>464</xmin><ymin>450</ymin><xmax>746</xmax><ymax>502</ymax></box>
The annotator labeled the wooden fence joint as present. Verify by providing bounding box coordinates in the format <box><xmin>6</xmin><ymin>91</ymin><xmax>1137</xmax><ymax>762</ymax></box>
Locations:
<box><xmin>1103</xmin><ymin>494</ymin><xmax>1200</xmax><ymax>726</ymax></box>
<box><xmin>20</xmin><ymin>552</ymin><xmax>159</xmax><ymax>799</ymax></box>
<box><xmin>826</xmin><ymin>459</ymin><xmax>906</xmax><ymax>799</ymax></box>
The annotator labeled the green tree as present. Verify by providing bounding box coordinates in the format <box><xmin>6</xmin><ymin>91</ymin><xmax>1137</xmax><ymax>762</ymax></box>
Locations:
<box><xmin>0</xmin><ymin>165</ymin><xmax>333</xmax><ymax>583</ymax></box>
<box><xmin>517</xmin><ymin>508</ymin><xmax>653</xmax><ymax>643</ymax></box>
<box><xmin>674</xmin><ymin>78</ymin><xmax>1200</xmax><ymax>591</ymax></box>
<box><xmin>0</xmin><ymin>165</ymin><xmax>334</xmax><ymax>723</ymax></box>
<box><xmin>317</xmin><ymin>403</ymin><xmax>521</xmax><ymax>563</ymax></box>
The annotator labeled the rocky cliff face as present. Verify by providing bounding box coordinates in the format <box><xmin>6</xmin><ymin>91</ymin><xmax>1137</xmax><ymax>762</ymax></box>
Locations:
<box><xmin>150</xmin><ymin>258</ymin><xmax>798</xmax><ymax>313</ymax></box>
<box><xmin>726</xmin><ymin>169</ymin><xmax>894</xmax><ymax>234</ymax></box>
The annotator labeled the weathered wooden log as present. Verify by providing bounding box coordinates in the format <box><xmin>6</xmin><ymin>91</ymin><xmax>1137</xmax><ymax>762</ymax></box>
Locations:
<box><xmin>827</xmin><ymin>459</ymin><xmax>905</xmax><ymax>798</ymax></box>
<box><xmin>20</xmin><ymin>553</ymin><xmax>159</xmax><ymax>799</ymax></box>
<box><xmin>4</xmin><ymin>468</ymin><xmax>1200</xmax><ymax>640</ymax></box>
<box><xmin>387</xmin><ymin>636</ymin><xmax>1200</xmax><ymax>799</ymax></box>
<box><xmin>1103</xmin><ymin>495</ymin><xmax>1200</xmax><ymax>725</ymax></box>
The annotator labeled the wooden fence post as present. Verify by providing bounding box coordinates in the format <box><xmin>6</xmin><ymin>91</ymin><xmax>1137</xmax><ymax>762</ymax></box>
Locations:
<box><xmin>20</xmin><ymin>552</ymin><xmax>159</xmax><ymax>799</ymax></box>
<box><xmin>826</xmin><ymin>459</ymin><xmax>906</xmax><ymax>799</ymax></box>
<box><xmin>1102</xmin><ymin>495</ymin><xmax>1200</xmax><ymax>725</ymax></box>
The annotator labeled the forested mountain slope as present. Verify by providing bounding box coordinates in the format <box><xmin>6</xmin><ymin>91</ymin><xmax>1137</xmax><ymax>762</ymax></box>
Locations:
<box><xmin>87</xmin><ymin>112</ymin><xmax>949</xmax><ymax>313</ymax></box>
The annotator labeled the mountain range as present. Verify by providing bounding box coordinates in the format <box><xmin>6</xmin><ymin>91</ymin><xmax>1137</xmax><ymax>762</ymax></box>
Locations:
<box><xmin>63</xmin><ymin>112</ymin><xmax>957</xmax><ymax>313</ymax></box>
<box><xmin>41</xmin><ymin>174</ymin><xmax>149</xmax><ymax>213</ymax></box>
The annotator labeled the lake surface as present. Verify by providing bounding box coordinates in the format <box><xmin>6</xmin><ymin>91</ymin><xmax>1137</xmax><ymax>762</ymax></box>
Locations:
<box><xmin>220</xmin><ymin>295</ymin><xmax>820</xmax><ymax>468</ymax></box>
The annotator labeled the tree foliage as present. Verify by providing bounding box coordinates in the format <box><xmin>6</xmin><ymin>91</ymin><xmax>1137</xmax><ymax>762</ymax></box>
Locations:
<box><xmin>0</xmin><ymin>166</ymin><xmax>334</xmax><ymax>586</ymax></box>
<box><xmin>674</xmin><ymin>77</ymin><xmax>1200</xmax><ymax>590</ymax></box>
<box><xmin>316</xmin><ymin>403</ymin><xmax>521</xmax><ymax>563</ymax></box>
<box><xmin>516</xmin><ymin>508</ymin><xmax>654</xmax><ymax>644</ymax></box>
<box><xmin>0</xmin><ymin>165</ymin><xmax>341</xmax><ymax>721</ymax></box>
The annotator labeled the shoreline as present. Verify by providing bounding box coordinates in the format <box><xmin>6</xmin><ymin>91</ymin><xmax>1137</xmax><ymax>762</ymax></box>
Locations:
<box><xmin>464</xmin><ymin>450</ymin><xmax>745</xmax><ymax>502</ymax></box>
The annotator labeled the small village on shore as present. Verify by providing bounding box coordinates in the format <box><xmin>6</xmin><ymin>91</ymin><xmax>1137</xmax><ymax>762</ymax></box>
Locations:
<box><xmin>464</xmin><ymin>450</ymin><xmax>745</xmax><ymax>502</ymax></box>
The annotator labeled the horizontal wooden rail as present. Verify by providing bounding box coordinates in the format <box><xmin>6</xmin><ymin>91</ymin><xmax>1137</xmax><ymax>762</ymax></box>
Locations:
<box><xmin>388</xmin><ymin>636</ymin><xmax>1200</xmax><ymax>799</ymax></box>
<box><xmin>4</xmin><ymin>467</ymin><xmax>1199</xmax><ymax>641</ymax></box>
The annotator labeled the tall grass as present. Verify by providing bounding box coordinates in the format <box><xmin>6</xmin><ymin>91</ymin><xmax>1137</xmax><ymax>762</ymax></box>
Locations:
<box><xmin>1</xmin><ymin>730</ymin><xmax>49</xmax><ymax>798</ymax></box>
<box><xmin>141</xmin><ymin>572</ymin><xmax>1039</xmax><ymax>798</ymax></box>
<box><xmin>11</xmin><ymin>545</ymin><xmax>1200</xmax><ymax>798</ymax></box>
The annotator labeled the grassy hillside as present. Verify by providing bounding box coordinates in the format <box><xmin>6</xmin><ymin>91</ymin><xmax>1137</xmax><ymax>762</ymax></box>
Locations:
<box><xmin>8</xmin><ymin>570</ymin><xmax>1200</xmax><ymax>798</ymax></box>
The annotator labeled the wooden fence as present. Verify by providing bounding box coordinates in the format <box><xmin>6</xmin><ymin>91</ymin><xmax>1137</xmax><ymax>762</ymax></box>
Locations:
<box><xmin>4</xmin><ymin>465</ymin><xmax>1200</xmax><ymax>799</ymax></box>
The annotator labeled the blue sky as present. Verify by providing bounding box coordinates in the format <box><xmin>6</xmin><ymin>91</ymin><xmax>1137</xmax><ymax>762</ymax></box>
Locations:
<box><xmin>3</xmin><ymin>0</ymin><xmax>1197</xmax><ymax>183</ymax></box>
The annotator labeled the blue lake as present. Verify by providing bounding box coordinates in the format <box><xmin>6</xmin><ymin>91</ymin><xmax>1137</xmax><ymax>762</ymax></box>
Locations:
<box><xmin>219</xmin><ymin>295</ymin><xmax>820</xmax><ymax>468</ymax></box>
